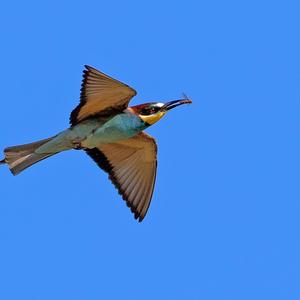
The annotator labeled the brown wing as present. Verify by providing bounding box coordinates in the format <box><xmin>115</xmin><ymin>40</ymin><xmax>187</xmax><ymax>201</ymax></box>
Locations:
<box><xmin>85</xmin><ymin>132</ymin><xmax>157</xmax><ymax>222</ymax></box>
<box><xmin>70</xmin><ymin>65</ymin><xmax>137</xmax><ymax>126</ymax></box>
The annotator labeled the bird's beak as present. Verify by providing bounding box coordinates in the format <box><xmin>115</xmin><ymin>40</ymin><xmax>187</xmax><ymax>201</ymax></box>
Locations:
<box><xmin>161</xmin><ymin>99</ymin><xmax>192</xmax><ymax>112</ymax></box>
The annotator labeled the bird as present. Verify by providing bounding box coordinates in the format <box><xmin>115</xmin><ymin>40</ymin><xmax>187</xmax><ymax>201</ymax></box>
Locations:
<box><xmin>0</xmin><ymin>65</ymin><xmax>192</xmax><ymax>221</ymax></box>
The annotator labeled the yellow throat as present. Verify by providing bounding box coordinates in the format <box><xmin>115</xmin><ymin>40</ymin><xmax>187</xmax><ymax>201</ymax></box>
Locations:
<box><xmin>139</xmin><ymin>111</ymin><xmax>166</xmax><ymax>125</ymax></box>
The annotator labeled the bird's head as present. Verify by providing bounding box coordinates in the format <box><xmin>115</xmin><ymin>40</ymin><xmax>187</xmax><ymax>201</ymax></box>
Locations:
<box><xmin>130</xmin><ymin>98</ymin><xmax>192</xmax><ymax>126</ymax></box>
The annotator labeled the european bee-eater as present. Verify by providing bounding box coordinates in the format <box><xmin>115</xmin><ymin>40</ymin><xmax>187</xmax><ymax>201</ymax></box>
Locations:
<box><xmin>1</xmin><ymin>65</ymin><xmax>191</xmax><ymax>221</ymax></box>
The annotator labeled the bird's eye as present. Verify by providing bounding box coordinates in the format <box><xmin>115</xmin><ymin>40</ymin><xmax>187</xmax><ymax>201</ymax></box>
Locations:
<box><xmin>140</xmin><ymin>107</ymin><xmax>158</xmax><ymax>115</ymax></box>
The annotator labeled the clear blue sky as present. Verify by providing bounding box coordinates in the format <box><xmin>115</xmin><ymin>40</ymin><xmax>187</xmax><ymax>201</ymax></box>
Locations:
<box><xmin>0</xmin><ymin>1</ymin><xmax>298</xmax><ymax>299</ymax></box>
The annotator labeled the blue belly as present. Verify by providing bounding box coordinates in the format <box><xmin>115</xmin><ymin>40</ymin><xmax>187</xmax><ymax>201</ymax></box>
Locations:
<box><xmin>82</xmin><ymin>113</ymin><xmax>147</xmax><ymax>148</ymax></box>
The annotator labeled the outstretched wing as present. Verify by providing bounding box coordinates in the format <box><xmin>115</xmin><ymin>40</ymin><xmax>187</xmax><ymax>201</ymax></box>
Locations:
<box><xmin>70</xmin><ymin>65</ymin><xmax>137</xmax><ymax>126</ymax></box>
<box><xmin>85</xmin><ymin>132</ymin><xmax>157</xmax><ymax>222</ymax></box>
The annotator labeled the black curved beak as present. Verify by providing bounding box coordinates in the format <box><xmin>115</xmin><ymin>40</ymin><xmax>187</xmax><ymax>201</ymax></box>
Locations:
<box><xmin>161</xmin><ymin>98</ymin><xmax>192</xmax><ymax>111</ymax></box>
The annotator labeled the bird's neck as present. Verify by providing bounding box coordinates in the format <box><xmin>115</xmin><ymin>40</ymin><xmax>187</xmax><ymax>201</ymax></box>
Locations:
<box><xmin>126</xmin><ymin>107</ymin><xmax>164</xmax><ymax>126</ymax></box>
<box><xmin>126</xmin><ymin>108</ymin><xmax>148</xmax><ymax>127</ymax></box>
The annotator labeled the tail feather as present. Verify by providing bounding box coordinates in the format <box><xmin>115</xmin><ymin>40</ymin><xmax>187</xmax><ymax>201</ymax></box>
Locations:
<box><xmin>2</xmin><ymin>137</ymin><xmax>56</xmax><ymax>175</ymax></box>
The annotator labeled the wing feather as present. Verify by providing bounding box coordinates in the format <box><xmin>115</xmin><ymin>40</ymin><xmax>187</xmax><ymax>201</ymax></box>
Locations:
<box><xmin>85</xmin><ymin>132</ymin><xmax>157</xmax><ymax>221</ymax></box>
<box><xmin>70</xmin><ymin>65</ymin><xmax>137</xmax><ymax>125</ymax></box>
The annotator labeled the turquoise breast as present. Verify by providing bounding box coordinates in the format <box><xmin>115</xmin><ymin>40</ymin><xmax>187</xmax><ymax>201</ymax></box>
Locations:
<box><xmin>83</xmin><ymin>112</ymin><xmax>147</xmax><ymax>148</ymax></box>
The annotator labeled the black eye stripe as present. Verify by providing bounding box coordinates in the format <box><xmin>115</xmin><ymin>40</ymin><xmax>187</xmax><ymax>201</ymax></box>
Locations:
<box><xmin>140</xmin><ymin>107</ymin><xmax>159</xmax><ymax>115</ymax></box>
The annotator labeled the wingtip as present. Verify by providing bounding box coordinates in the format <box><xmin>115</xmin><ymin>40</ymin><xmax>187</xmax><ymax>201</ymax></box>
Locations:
<box><xmin>137</xmin><ymin>214</ymin><xmax>145</xmax><ymax>223</ymax></box>
<box><xmin>84</xmin><ymin>64</ymin><xmax>96</xmax><ymax>72</ymax></box>
<box><xmin>84</xmin><ymin>64</ymin><xmax>93</xmax><ymax>72</ymax></box>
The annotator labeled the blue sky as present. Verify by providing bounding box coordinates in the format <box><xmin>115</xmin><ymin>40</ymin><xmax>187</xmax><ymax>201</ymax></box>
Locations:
<box><xmin>0</xmin><ymin>1</ymin><xmax>299</xmax><ymax>299</ymax></box>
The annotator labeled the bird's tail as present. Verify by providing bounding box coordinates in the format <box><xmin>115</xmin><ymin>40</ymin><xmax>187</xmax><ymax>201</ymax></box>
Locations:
<box><xmin>0</xmin><ymin>137</ymin><xmax>57</xmax><ymax>176</ymax></box>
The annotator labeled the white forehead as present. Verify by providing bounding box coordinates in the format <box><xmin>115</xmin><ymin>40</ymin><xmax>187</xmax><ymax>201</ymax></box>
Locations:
<box><xmin>154</xmin><ymin>102</ymin><xmax>164</xmax><ymax>108</ymax></box>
